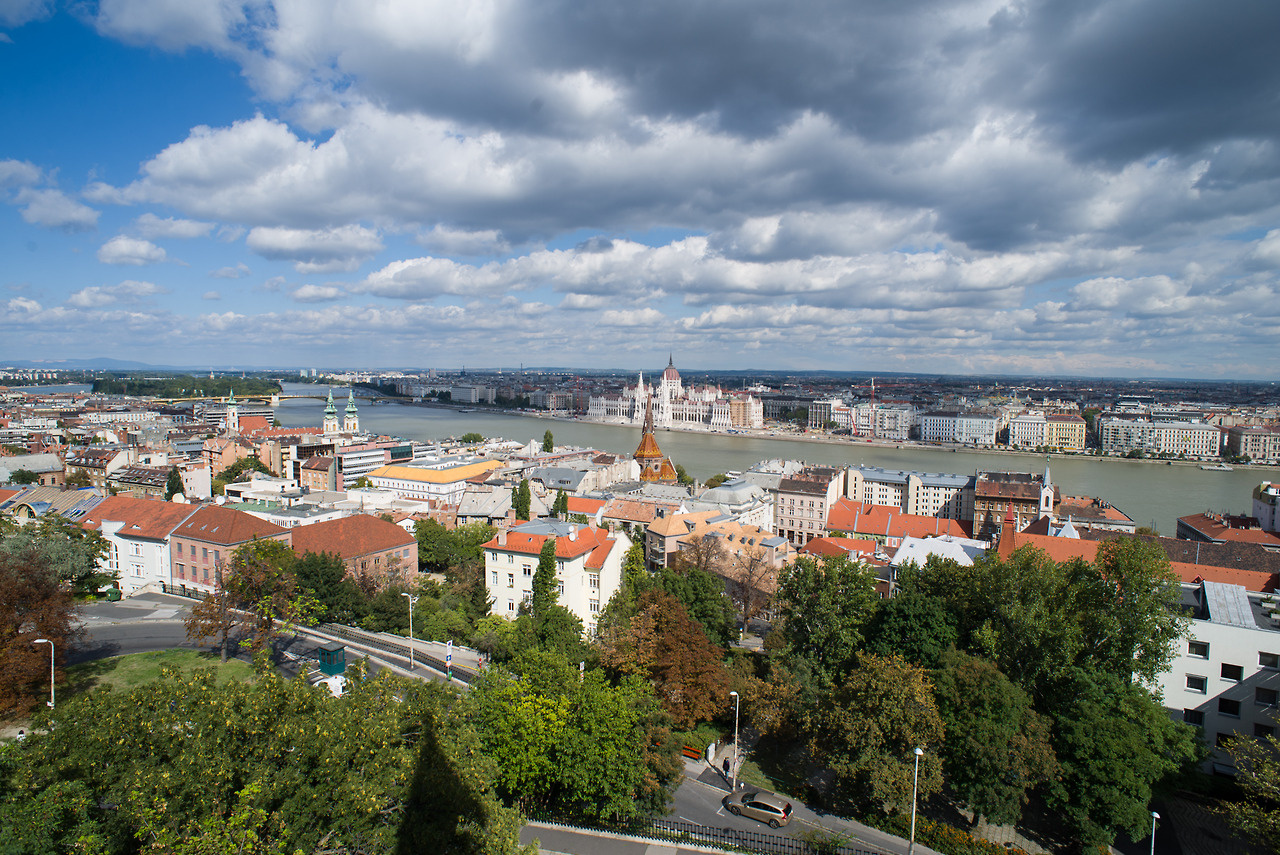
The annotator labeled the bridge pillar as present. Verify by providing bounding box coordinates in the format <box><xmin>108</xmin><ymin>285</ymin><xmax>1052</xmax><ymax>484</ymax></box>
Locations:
<box><xmin>270</xmin><ymin>393</ymin><xmax>280</xmax><ymax>407</ymax></box>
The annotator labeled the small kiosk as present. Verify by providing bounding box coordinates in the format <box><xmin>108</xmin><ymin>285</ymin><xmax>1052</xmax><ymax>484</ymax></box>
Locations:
<box><xmin>317</xmin><ymin>644</ymin><xmax>346</xmax><ymax>677</ymax></box>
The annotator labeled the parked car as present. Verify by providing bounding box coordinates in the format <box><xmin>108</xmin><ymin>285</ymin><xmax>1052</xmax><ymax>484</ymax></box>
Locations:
<box><xmin>724</xmin><ymin>790</ymin><xmax>793</xmax><ymax>829</ymax></box>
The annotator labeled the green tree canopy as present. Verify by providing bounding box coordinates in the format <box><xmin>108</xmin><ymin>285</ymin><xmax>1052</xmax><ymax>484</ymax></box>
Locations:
<box><xmin>460</xmin><ymin>432</ymin><xmax>485</xmax><ymax>443</ymax></box>
<box><xmin>165</xmin><ymin>466</ymin><xmax>184</xmax><ymax>500</ymax></box>
<box><xmin>552</xmin><ymin>490</ymin><xmax>569</xmax><ymax>518</ymax></box>
<box><xmin>774</xmin><ymin>554</ymin><xmax>880</xmax><ymax>693</ymax></box>
<box><xmin>0</xmin><ymin>667</ymin><xmax>527</xmax><ymax>854</ymax></box>
<box><xmin>294</xmin><ymin>550</ymin><xmax>369</xmax><ymax>626</ymax></box>
<box><xmin>932</xmin><ymin>648</ymin><xmax>1057</xmax><ymax>826</ymax></box>
<box><xmin>0</xmin><ymin>514</ymin><xmax>113</xmax><ymax>597</ymax></box>
<box><xmin>808</xmin><ymin>653</ymin><xmax>945</xmax><ymax>816</ymax></box>
<box><xmin>863</xmin><ymin>584</ymin><xmax>958</xmax><ymax>668</ymax></box>
<box><xmin>9</xmin><ymin>469</ymin><xmax>38</xmax><ymax>484</ymax></box>
<box><xmin>531</xmin><ymin>539</ymin><xmax>558</xmax><ymax>620</ymax></box>
<box><xmin>0</xmin><ymin>545</ymin><xmax>81</xmax><ymax>717</ymax></box>
<box><xmin>512</xmin><ymin>480</ymin><xmax>531</xmax><ymax>521</ymax></box>
<box><xmin>542</xmin><ymin>430</ymin><xmax>554</xmax><ymax>453</ymax></box>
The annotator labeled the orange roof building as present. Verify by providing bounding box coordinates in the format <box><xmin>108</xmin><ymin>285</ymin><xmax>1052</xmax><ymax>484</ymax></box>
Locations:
<box><xmin>81</xmin><ymin>495</ymin><xmax>199</xmax><ymax>595</ymax></box>
<box><xmin>826</xmin><ymin>499</ymin><xmax>970</xmax><ymax>548</ymax></box>
<box><xmin>291</xmin><ymin>513</ymin><xmax>419</xmax><ymax>587</ymax></box>
<box><xmin>481</xmin><ymin>520</ymin><xmax>628</xmax><ymax>631</ymax></box>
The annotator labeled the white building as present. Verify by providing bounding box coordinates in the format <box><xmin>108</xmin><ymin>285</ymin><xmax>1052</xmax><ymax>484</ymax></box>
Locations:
<box><xmin>481</xmin><ymin>520</ymin><xmax>629</xmax><ymax>632</ymax></box>
<box><xmin>1156</xmin><ymin>581</ymin><xmax>1280</xmax><ymax>773</ymax></box>
<box><xmin>1100</xmin><ymin>417</ymin><xmax>1222</xmax><ymax>458</ymax></box>
<box><xmin>80</xmin><ymin>496</ymin><xmax>198</xmax><ymax>595</ymax></box>
<box><xmin>1009</xmin><ymin>411</ymin><xmax>1047</xmax><ymax>448</ymax></box>
<box><xmin>844</xmin><ymin>465</ymin><xmax>974</xmax><ymax>520</ymax></box>
<box><xmin>920</xmin><ymin>411</ymin><xmax>998</xmax><ymax>445</ymax></box>
<box><xmin>1254</xmin><ymin>482</ymin><xmax>1280</xmax><ymax>533</ymax></box>
<box><xmin>366</xmin><ymin>458</ymin><xmax>503</xmax><ymax>503</ymax></box>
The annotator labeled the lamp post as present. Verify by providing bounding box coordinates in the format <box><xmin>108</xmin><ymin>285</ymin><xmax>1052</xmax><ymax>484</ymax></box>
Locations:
<box><xmin>908</xmin><ymin>747</ymin><xmax>924</xmax><ymax>855</ymax></box>
<box><xmin>33</xmin><ymin>638</ymin><xmax>54</xmax><ymax>708</ymax></box>
<box><xmin>729</xmin><ymin>690</ymin><xmax>740</xmax><ymax>791</ymax></box>
<box><xmin>1150</xmin><ymin>811</ymin><xmax>1160</xmax><ymax>855</ymax></box>
<box><xmin>401</xmin><ymin>593</ymin><xmax>419</xmax><ymax>670</ymax></box>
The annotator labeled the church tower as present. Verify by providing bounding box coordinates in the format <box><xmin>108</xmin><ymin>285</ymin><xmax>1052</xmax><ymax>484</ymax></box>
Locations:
<box><xmin>343</xmin><ymin>390</ymin><xmax>360</xmax><ymax>434</ymax></box>
<box><xmin>323</xmin><ymin>389</ymin><xmax>340</xmax><ymax>436</ymax></box>
<box><xmin>634</xmin><ymin>397</ymin><xmax>678</xmax><ymax>484</ymax></box>
<box><xmin>224</xmin><ymin>390</ymin><xmax>240</xmax><ymax>435</ymax></box>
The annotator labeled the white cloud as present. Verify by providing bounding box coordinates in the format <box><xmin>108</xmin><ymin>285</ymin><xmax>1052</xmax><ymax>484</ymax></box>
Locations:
<box><xmin>246</xmin><ymin>224</ymin><xmax>383</xmax><ymax>272</ymax></box>
<box><xmin>133</xmin><ymin>212</ymin><xmax>215</xmax><ymax>239</ymax></box>
<box><xmin>67</xmin><ymin>279</ymin><xmax>168</xmax><ymax>307</ymax></box>
<box><xmin>16</xmin><ymin>188</ymin><xmax>99</xmax><ymax>232</ymax></box>
<box><xmin>0</xmin><ymin>0</ymin><xmax>53</xmax><ymax>28</ymax></box>
<box><xmin>0</xmin><ymin>159</ymin><xmax>41</xmax><ymax>190</ymax></box>
<box><xmin>291</xmin><ymin>283</ymin><xmax>345</xmax><ymax>302</ymax></box>
<box><xmin>211</xmin><ymin>262</ymin><xmax>251</xmax><ymax>279</ymax></box>
<box><xmin>6</xmin><ymin>296</ymin><xmax>41</xmax><ymax>313</ymax></box>
<box><xmin>202</xmin><ymin>290</ymin><xmax>222</xmax><ymax>300</ymax></box>
<box><xmin>415</xmin><ymin>224</ymin><xmax>510</xmax><ymax>256</ymax></box>
<box><xmin>97</xmin><ymin>235</ymin><xmax>168</xmax><ymax>265</ymax></box>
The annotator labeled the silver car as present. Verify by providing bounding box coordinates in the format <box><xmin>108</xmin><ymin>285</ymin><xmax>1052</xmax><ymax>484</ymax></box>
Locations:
<box><xmin>724</xmin><ymin>790</ymin><xmax>794</xmax><ymax>829</ymax></box>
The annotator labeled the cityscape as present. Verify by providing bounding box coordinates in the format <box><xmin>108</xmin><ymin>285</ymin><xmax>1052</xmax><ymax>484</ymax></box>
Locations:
<box><xmin>4</xmin><ymin>0</ymin><xmax>1280</xmax><ymax>854</ymax></box>
<box><xmin>2</xmin><ymin>363</ymin><xmax>1280</xmax><ymax>854</ymax></box>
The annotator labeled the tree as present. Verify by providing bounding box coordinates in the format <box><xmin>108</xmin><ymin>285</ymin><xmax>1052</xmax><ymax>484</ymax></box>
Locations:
<box><xmin>671</xmin><ymin>534</ymin><xmax>725</xmax><ymax>577</ymax></box>
<box><xmin>542</xmin><ymin>430</ymin><xmax>554</xmax><ymax>453</ymax></box>
<box><xmin>466</xmin><ymin>653</ymin><xmax>680</xmax><ymax>821</ymax></box>
<box><xmin>932</xmin><ymin>649</ymin><xmax>1056</xmax><ymax>826</ymax></box>
<box><xmin>64</xmin><ymin>469</ymin><xmax>92</xmax><ymax>489</ymax></box>
<box><xmin>1047</xmin><ymin>668</ymin><xmax>1199</xmax><ymax>847</ymax></box>
<box><xmin>531</xmin><ymin>539</ymin><xmax>558</xmax><ymax>620</ymax></box>
<box><xmin>863</xmin><ymin>587</ymin><xmax>958</xmax><ymax>668</ymax></box>
<box><xmin>0</xmin><ymin>667</ymin><xmax>528</xmax><ymax>854</ymax></box>
<box><xmin>704</xmin><ymin>473</ymin><xmax>729</xmax><ymax>489</ymax></box>
<box><xmin>165</xmin><ymin>466</ymin><xmax>183</xmax><ymax>500</ymax></box>
<box><xmin>10</xmin><ymin>469</ymin><xmax>38</xmax><ymax>484</ymax></box>
<box><xmin>723</xmin><ymin>546</ymin><xmax>775</xmax><ymax>635</ymax></box>
<box><xmin>0</xmin><ymin>546</ymin><xmax>80</xmax><ymax>717</ymax></box>
<box><xmin>184</xmin><ymin>539</ymin><xmax>319</xmax><ymax>662</ymax></box>
<box><xmin>1225</xmin><ymin>734</ymin><xmax>1280</xmax><ymax>847</ymax></box>
<box><xmin>215</xmin><ymin>455</ymin><xmax>271</xmax><ymax>483</ymax></box>
<box><xmin>294</xmin><ymin>550</ymin><xmax>368</xmax><ymax>625</ymax></box>
<box><xmin>600</xmin><ymin>588</ymin><xmax>728</xmax><ymax>730</ymax></box>
<box><xmin>512</xmin><ymin>479</ymin><xmax>531</xmax><ymax>521</ymax></box>
<box><xmin>774</xmin><ymin>554</ymin><xmax>880</xmax><ymax>692</ymax></box>
<box><xmin>460</xmin><ymin>432</ymin><xmax>484</xmax><ymax>443</ymax></box>
<box><xmin>353</xmin><ymin>476</ymin><xmax>374</xmax><ymax>489</ymax></box>
<box><xmin>552</xmin><ymin>490</ymin><xmax>569</xmax><ymax>518</ymax></box>
<box><xmin>673</xmin><ymin>464</ymin><xmax>694</xmax><ymax>487</ymax></box>
<box><xmin>652</xmin><ymin>565</ymin><xmax>736</xmax><ymax>648</ymax></box>
<box><xmin>0</xmin><ymin>514</ymin><xmax>113</xmax><ymax>597</ymax></box>
<box><xmin>808</xmin><ymin>653</ymin><xmax>945</xmax><ymax>815</ymax></box>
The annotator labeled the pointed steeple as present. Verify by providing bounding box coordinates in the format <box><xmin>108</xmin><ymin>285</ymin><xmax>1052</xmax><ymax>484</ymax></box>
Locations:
<box><xmin>346</xmin><ymin>389</ymin><xmax>358</xmax><ymax>415</ymax></box>
<box><xmin>323</xmin><ymin>388</ymin><xmax>340</xmax><ymax>436</ymax></box>
<box><xmin>324</xmin><ymin>389</ymin><xmax>337</xmax><ymax>415</ymax></box>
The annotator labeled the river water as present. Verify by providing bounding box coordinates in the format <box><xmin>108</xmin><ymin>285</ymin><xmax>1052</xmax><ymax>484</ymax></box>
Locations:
<box><xmin>274</xmin><ymin>384</ymin><xmax>1280</xmax><ymax>535</ymax></box>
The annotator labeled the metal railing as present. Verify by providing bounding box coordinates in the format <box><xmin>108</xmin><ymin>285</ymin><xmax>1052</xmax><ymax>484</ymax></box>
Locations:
<box><xmin>533</xmin><ymin>815</ymin><xmax>882</xmax><ymax>855</ymax></box>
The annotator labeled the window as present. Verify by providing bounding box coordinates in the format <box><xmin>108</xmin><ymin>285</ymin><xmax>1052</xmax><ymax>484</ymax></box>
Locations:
<box><xmin>1216</xmin><ymin>732</ymin><xmax>1235</xmax><ymax>749</ymax></box>
<box><xmin>589</xmin><ymin>573</ymin><xmax>600</xmax><ymax>589</ymax></box>
<box><xmin>507</xmin><ymin>573</ymin><xmax>515</xmax><ymax>587</ymax></box>
<box><xmin>491</xmin><ymin>571</ymin><xmax>498</xmax><ymax>585</ymax></box>
<box><xmin>175</xmin><ymin>542</ymin><xmax>183</xmax><ymax>555</ymax></box>
<box><xmin>202</xmin><ymin>547</ymin><xmax>208</xmax><ymax>560</ymax></box>
<box><xmin>557</xmin><ymin>582</ymin><xmax>564</xmax><ymax>596</ymax></box>
<box><xmin>589</xmin><ymin>600</ymin><xmax>599</xmax><ymax>614</ymax></box>
<box><xmin>1257</xmin><ymin>688</ymin><xmax>1278</xmax><ymax>707</ymax></box>
<box><xmin>1223</xmin><ymin>664</ymin><xmax>1244</xmax><ymax>681</ymax></box>
<box><xmin>1183</xmin><ymin>709</ymin><xmax>1204</xmax><ymax>726</ymax></box>
<box><xmin>1188</xmin><ymin>640</ymin><xmax>1209</xmax><ymax>659</ymax></box>
<box><xmin>1186</xmin><ymin>675</ymin><xmax>1207</xmax><ymax>693</ymax></box>
<box><xmin>1219</xmin><ymin>698</ymin><xmax>1241</xmax><ymax>718</ymax></box>
<box><xmin>131</xmin><ymin>543</ymin><xmax>143</xmax><ymax>556</ymax></box>
<box><xmin>1256</xmin><ymin>723</ymin><xmax>1275</xmax><ymax>738</ymax></box>
<box><xmin>214</xmin><ymin>550</ymin><xmax>220</xmax><ymax>563</ymax></box>
<box><xmin>1261</xmin><ymin>652</ymin><xmax>1279</xmax><ymax>670</ymax></box>
<box><xmin>523</xmin><ymin>566</ymin><xmax>533</xmax><ymax>576</ymax></box>
<box><xmin>508</xmin><ymin>553</ymin><xmax>514</xmax><ymax>563</ymax></box>
<box><xmin>508</xmin><ymin>601</ymin><xmax>515</xmax><ymax>612</ymax></box>
<box><xmin>176</xmin><ymin>563</ymin><xmax>185</xmax><ymax>578</ymax></box>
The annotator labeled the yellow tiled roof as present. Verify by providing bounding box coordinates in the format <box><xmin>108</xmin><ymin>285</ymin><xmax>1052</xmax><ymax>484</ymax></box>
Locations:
<box><xmin>369</xmin><ymin>459</ymin><xmax>502</xmax><ymax>483</ymax></box>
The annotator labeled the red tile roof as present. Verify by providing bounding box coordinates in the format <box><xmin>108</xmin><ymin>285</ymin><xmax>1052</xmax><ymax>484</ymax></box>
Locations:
<box><xmin>1178</xmin><ymin>513</ymin><xmax>1280</xmax><ymax>546</ymax></box>
<box><xmin>81</xmin><ymin>495</ymin><xmax>198</xmax><ymax>540</ymax></box>
<box><xmin>171</xmin><ymin>505</ymin><xmax>289</xmax><ymax>546</ymax></box>
<box><xmin>826</xmin><ymin>500</ymin><xmax>968</xmax><ymax>540</ymax></box>
<box><xmin>290</xmin><ymin>514</ymin><xmax>416</xmax><ymax>560</ymax></box>
<box><xmin>567</xmin><ymin>496</ymin><xmax>607</xmax><ymax>515</ymax></box>
<box><xmin>482</xmin><ymin>525</ymin><xmax>617</xmax><ymax>568</ymax></box>
<box><xmin>800</xmin><ymin>537</ymin><xmax>877</xmax><ymax>559</ymax></box>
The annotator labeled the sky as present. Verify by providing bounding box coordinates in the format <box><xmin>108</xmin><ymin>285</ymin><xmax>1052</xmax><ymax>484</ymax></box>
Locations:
<box><xmin>2</xmin><ymin>0</ymin><xmax>1280</xmax><ymax>379</ymax></box>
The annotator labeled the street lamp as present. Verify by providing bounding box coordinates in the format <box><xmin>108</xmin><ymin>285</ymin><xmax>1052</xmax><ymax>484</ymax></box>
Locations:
<box><xmin>729</xmin><ymin>690</ymin><xmax>740</xmax><ymax>791</ymax></box>
<box><xmin>33</xmin><ymin>638</ymin><xmax>54</xmax><ymax>708</ymax></box>
<box><xmin>1150</xmin><ymin>811</ymin><xmax>1160</xmax><ymax>855</ymax></box>
<box><xmin>401</xmin><ymin>593</ymin><xmax>419</xmax><ymax>670</ymax></box>
<box><xmin>908</xmin><ymin>747</ymin><xmax>924</xmax><ymax>855</ymax></box>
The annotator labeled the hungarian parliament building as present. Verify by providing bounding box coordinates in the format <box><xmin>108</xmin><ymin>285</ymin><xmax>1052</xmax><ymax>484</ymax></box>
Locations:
<box><xmin>586</xmin><ymin>357</ymin><xmax>765</xmax><ymax>431</ymax></box>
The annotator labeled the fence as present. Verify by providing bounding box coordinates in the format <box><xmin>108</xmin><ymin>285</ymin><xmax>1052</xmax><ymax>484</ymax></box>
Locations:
<box><xmin>534</xmin><ymin>815</ymin><xmax>883</xmax><ymax>855</ymax></box>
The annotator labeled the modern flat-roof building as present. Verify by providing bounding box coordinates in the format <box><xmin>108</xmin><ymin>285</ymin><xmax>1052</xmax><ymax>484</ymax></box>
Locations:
<box><xmin>844</xmin><ymin>465</ymin><xmax>974</xmax><ymax>521</ymax></box>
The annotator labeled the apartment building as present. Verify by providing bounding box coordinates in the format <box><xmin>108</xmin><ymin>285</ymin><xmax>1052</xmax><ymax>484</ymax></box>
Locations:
<box><xmin>1100</xmin><ymin>418</ymin><xmax>1222</xmax><ymax>458</ymax></box>
<box><xmin>776</xmin><ymin>466</ymin><xmax>844</xmax><ymax>546</ymax></box>
<box><xmin>844</xmin><ymin>465</ymin><xmax>974</xmax><ymax>521</ymax></box>
<box><xmin>920</xmin><ymin>411</ymin><xmax>998</xmax><ymax>445</ymax></box>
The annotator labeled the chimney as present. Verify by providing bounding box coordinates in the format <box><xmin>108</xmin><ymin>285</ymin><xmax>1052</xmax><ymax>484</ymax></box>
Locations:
<box><xmin>497</xmin><ymin>530</ymin><xmax>507</xmax><ymax>546</ymax></box>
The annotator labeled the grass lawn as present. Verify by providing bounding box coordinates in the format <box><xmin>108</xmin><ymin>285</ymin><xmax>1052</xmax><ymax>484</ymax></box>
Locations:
<box><xmin>65</xmin><ymin>649</ymin><xmax>255</xmax><ymax>697</ymax></box>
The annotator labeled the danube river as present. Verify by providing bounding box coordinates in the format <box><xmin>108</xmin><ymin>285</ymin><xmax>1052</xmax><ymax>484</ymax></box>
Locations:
<box><xmin>274</xmin><ymin>384</ymin><xmax>1279</xmax><ymax>536</ymax></box>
